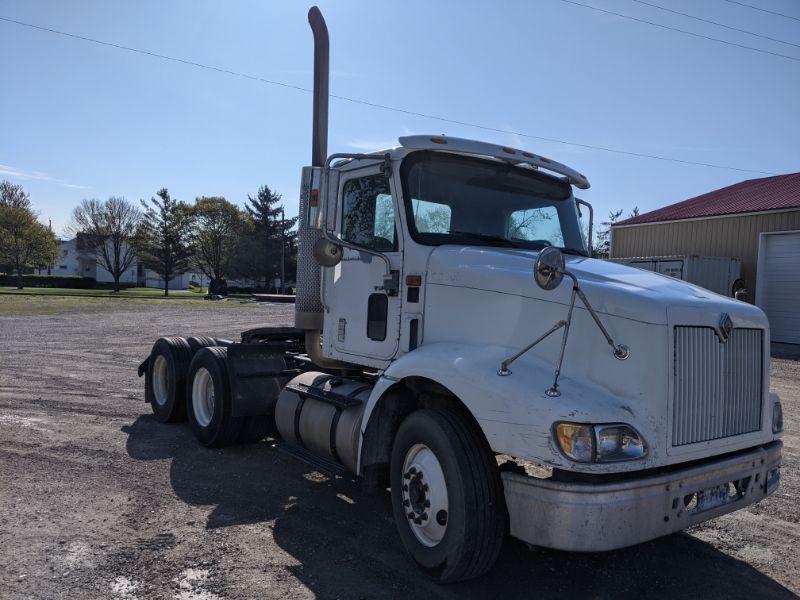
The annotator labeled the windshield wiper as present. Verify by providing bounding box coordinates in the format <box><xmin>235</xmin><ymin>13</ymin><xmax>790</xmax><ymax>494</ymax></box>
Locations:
<box><xmin>447</xmin><ymin>230</ymin><xmax>521</xmax><ymax>248</ymax></box>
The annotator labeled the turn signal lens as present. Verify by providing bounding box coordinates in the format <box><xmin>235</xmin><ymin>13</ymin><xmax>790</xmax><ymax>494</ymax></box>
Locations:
<box><xmin>773</xmin><ymin>401</ymin><xmax>784</xmax><ymax>433</ymax></box>
<box><xmin>594</xmin><ymin>424</ymin><xmax>646</xmax><ymax>462</ymax></box>
<box><xmin>554</xmin><ymin>423</ymin><xmax>594</xmax><ymax>463</ymax></box>
<box><xmin>554</xmin><ymin>422</ymin><xmax>647</xmax><ymax>463</ymax></box>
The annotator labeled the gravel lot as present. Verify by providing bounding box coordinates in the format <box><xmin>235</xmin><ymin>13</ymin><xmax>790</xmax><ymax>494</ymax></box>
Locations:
<box><xmin>0</xmin><ymin>296</ymin><xmax>797</xmax><ymax>599</ymax></box>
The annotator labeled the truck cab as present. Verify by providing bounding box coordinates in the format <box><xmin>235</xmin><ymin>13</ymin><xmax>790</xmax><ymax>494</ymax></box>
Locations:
<box><xmin>137</xmin><ymin>6</ymin><xmax>783</xmax><ymax>583</ymax></box>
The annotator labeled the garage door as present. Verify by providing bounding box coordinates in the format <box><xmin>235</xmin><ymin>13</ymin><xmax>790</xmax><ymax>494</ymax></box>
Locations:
<box><xmin>757</xmin><ymin>230</ymin><xmax>800</xmax><ymax>344</ymax></box>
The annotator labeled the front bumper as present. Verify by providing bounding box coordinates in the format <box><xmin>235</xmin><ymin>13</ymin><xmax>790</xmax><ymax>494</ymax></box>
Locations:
<box><xmin>502</xmin><ymin>441</ymin><xmax>781</xmax><ymax>552</ymax></box>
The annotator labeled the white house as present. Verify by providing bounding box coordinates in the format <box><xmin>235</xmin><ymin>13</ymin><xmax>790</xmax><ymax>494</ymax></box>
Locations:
<box><xmin>51</xmin><ymin>236</ymin><xmax>205</xmax><ymax>289</ymax></box>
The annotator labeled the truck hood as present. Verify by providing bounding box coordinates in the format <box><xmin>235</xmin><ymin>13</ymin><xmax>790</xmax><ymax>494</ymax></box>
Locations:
<box><xmin>425</xmin><ymin>246</ymin><xmax>766</xmax><ymax>326</ymax></box>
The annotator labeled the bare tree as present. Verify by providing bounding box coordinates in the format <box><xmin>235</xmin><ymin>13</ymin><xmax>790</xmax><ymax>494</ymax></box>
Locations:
<box><xmin>71</xmin><ymin>197</ymin><xmax>142</xmax><ymax>292</ymax></box>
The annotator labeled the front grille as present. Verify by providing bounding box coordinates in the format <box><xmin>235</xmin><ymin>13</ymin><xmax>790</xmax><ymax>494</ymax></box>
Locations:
<box><xmin>672</xmin><ymin>326</ymin><xmax>763</xmax><ymax>446</ymax></box>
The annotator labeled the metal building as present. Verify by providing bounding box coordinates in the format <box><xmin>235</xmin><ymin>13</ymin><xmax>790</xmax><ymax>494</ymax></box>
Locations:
<box><xmin>611</xmin><ymin>172</ymin><xmax>800</xmax><ymax>344</ymax></box>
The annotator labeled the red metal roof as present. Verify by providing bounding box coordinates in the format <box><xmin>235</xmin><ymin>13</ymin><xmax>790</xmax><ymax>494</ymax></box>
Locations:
<box><xmin>616</xmin><ymin>172</ymin><xmax>800</xmax><ymax>226</ymax></box>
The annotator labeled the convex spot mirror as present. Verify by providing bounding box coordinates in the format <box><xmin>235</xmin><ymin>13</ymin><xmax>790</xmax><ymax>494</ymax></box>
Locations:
<box><xmin>534</xmin><ymin>246</ymin><xmax>565</xmax><ymax>291</ymax></box>
<box><xmin>313</xmin><ymin>237</ymin><xmax>342</xmax><ymax>267</ymax></box>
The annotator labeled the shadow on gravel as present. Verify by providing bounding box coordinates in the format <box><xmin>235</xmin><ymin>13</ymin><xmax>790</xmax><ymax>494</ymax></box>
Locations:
<box><xmin>123</xmin><ymin>415</ymin><xmax>795</xmax><ymax>600</ymax></box>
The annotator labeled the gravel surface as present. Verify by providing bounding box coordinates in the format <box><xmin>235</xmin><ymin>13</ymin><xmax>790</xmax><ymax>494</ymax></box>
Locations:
<box><xmin>0</xmin><ymin>297</ymin><xmax>797</xmax><ymax>599</ymax></box>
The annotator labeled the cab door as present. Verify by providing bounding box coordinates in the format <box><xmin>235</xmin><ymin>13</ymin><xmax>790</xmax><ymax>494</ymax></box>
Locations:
<box><xmin>323</xmin><ymin>165</ymin><xmax>402</xmax><ymax>364</ymax></box>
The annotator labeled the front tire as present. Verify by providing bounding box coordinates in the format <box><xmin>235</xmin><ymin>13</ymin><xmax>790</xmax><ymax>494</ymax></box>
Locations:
<box><xmin>186</xmin><ymin>347</ymin><xmax>243</xmax><ymax>447</ymax></box>
<box><xmin>390</xmin><ymin>409</ymin><xmax>506</xmax><ymax>582</ymax></box>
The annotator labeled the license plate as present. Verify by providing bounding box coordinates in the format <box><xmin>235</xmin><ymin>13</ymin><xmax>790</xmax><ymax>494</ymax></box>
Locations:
<box><xmin>694</xmin><ymin>483</ymin><xmax>737</xmax><ymax>513</ymax></box>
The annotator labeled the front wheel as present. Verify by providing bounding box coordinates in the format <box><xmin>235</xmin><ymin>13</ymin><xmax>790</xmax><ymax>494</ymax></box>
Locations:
<box><xmin>390</xmin><ymin>409</ymin><xmax>506</xmax><ymax>583</ymax></box>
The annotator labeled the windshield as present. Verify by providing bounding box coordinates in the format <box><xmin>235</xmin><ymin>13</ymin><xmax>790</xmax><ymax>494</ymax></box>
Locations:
<box><xmin>400</xmin><ymin>151</ymin><xmax>587</xmax><ymax>254</ymax></box>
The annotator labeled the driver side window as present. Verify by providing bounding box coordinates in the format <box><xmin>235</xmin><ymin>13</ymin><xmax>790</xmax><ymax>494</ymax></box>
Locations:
<box><xmin>341</xmin><ymin>175</ymin><xmax>397</xmax><ymax>252</ymax></box>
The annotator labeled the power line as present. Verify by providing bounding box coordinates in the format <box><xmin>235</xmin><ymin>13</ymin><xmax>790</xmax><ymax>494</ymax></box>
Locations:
<box><xmin>628</xmin><ymin>0</ymin><xmax>800</xmax><ymax>49</ymax></box>
<box><xmin>0</xmin><ymin>15</ymin><xmax>780</xmax><ymax>176</ymax></box>
<box><xmin>556</xmin><ymin>0</ymin><xmax>800</xmax><ymax>62</ymax></box>
<box><xmin>722</xmin><ymin>0</ymin><xmax>800</xmax><ymax>23</ymax></box>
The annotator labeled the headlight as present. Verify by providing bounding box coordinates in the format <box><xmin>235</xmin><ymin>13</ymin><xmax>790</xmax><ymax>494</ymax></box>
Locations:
<box><xmin>773</xmin><ymin>401</ymin><xmax>784</xmax><ymax>434</ymax></box>
<box><xmin>554</xmin><ymin>422</ymin><xmax>647</xmax><ymax>463</ymax></box>
<box><xmin>594</xmin><ymin>424</ymin><xmax>647</xmax><ymax>461</ymax></box>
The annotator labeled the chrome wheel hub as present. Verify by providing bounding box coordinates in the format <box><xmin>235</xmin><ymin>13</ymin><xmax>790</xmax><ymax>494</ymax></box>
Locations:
<box><xmin>191</xmin><ymin>367</ymin><xmax>215</xmax><ymax>427</ymax></box>
<box><xmin>401</xmin><ymin>443</ymin><xmax>448</xmax><ymax>547</ymax></box>
<box><xmin>151</xmin><ymin>355</ymin><xmax>168</xmax><ymax>406</ymax></box>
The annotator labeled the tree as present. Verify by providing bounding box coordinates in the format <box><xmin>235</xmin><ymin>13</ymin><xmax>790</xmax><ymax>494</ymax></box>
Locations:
<box><xmin>594</xmin><ymin>207</ymin><xmax>640</xmax><ymax>259</ymax></box>
<box><xmin>191</xmin><ymin>196</ymin><xmax>249</xmax><ymax>283</ymax></box>
<box><xmin>0</xmin><ymin>180</ymin><xmax>32</xmax><ymax>210</ymax></box>
<box><xmin>132</xmin><ymin>188</ymin><xmax>194</xmax><ymax>296</ymax></box>
<box><xmin>70</xmin><ymin>197</ymin><xmax>142</xmax><ymax>292</ymax></box>
<box><xmin>0</xmin><ymin>181</ymin><xmax>59</xmax><ymax>289</ymax></box>
<box><xmin>243</xmin><ymin>185</ymin><xmax>297</xmax><ymax>290</ymax></box>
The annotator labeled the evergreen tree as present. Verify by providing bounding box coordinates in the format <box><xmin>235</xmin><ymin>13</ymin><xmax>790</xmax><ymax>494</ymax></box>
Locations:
<box><xmin>243</xmin><ymin>185</ymin><xmax>297</xmax><ymax>290</ymax></box>
<box><xmin>132</xmin><ymin>188</ymin><xmax>194</xmax><ymax>296</ymax></box>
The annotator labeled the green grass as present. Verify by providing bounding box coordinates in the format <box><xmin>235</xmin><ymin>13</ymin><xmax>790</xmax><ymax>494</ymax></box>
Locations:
<box><xmin>0</xmin><ymin>286</ymin><xmax>250</xmax><ymax>299</ymax></box>
<box><xmin>0</xmin><ymin>294</ymin><xmax>261</xmax><ymax>316</ymax></box>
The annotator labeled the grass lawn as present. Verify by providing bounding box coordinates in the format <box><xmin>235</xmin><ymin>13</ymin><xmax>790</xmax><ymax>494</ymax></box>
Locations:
<box><xmin>0</xmin><ymin>286</ymin><xmax>249</xmax><ymax>299</ymax></box>
<box><xmin>0</xmin><ymin>294</ymin><xmax>261</xmax><ymax>316</ymax></box>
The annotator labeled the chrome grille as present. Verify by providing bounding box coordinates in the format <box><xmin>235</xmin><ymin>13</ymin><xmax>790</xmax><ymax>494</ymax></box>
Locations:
<box><xmin>673</xmin><ymin>327</ymin><xmax>763</xmax><ymax>446</ymax></box>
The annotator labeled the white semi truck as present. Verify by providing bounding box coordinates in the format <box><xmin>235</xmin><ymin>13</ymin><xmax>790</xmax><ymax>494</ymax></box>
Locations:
<box><xmin>137</xmin><ymin>7</ymin><xmax>783</xmax><ymax>582</ymax></box>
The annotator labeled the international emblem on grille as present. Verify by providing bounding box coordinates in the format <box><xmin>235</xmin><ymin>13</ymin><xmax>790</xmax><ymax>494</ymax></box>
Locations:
<box><xmin>718</xmin><ymin>313</ymin><xmax>733</xmax><ymax>342</ymax></box>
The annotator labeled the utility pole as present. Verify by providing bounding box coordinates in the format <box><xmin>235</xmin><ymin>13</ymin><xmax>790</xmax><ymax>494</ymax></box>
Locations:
<box><xmin>280</xmin><ymin>207</ymin><xmax>286</xmax><ymax>294</ymax></box>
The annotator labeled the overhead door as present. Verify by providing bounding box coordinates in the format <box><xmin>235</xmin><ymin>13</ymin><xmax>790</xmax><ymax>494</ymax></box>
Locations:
<box><xmin>757</xmin><ymin>230</ymin><xmax>800</xmax><ymax>344</ymax></box>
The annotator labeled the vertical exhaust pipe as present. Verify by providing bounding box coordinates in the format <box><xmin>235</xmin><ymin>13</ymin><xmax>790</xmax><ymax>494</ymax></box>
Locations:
<box><xmin>309</xmin><ymin>6</ymin><xmax>329</xmax><ymax>167</ymax></box>
<box><xmin>298</xmin><ymin>7</ymin><xmax>352</xmax><ymax>370</ymax></box>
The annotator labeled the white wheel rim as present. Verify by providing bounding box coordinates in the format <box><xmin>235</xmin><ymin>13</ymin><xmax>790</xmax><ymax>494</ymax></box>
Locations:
<box><xmin>191</xmin><ymin>367</ymin><xmax>215</xmax><ymax>427</ymax></box>
<box><xmin>151</xmin><ymin>355</ymin><xmax>169</xmax><ymax>406</ymax></box>
<box><xmin>401</xmin><ymin>443</ymin><xmax>449</xmax><ymax>547</ymax></box>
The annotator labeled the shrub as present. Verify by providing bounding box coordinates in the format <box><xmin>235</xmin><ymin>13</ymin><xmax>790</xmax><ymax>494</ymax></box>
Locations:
<box><xmin>0</xmin><ymin>274</ymin><xmax>97</xmax><ymax>289</ymax></box>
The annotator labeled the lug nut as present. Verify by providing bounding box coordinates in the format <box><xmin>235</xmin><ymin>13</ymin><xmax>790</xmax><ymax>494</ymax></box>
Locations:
<box><xmin>419</xmin><ymin>512</ymin><xmax>428</xmax><ymax>521</ymax></box>
<box><xmin>409</xmin><ymin>467</ymin><xmax>417</xmax><ymax>475</ymax></box>
<box><xmin>402</xmin><ymin>484</ymin><xmax>408</xmax><ymax>492</ymax></box>
<box><xmin>414</xmin><ymin>517</ymin><xmax>422</xmax><ymax>525</ymax></box>
<box><xmin>423</xmin><ymin>484</ymin><xmax>429</xmax><ymax>492</ymax></box>
<box><xmin>407</xmin><ymin>512</ymin><xmax>414</xmax><ymax>520</ymax></box>
<box><xmin>424</xmin><ymin>500</ymin><xmax>430</xmax><ymax>508</ymax></box>
<box><xmin>403</xmin><ymin>472</ymin><xmax>411</xmax><ymax>480</ymax></box>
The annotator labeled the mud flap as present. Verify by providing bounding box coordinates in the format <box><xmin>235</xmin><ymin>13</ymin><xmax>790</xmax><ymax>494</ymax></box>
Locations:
<box><xmin>227</xmin><ymin>344</ymin><xmax>296</xmax><ymax>417</ymax></box>
<box><xmin>137</xmin><ymin>357</ymin><xmax>150</xmax><ymax>378</ymax></box>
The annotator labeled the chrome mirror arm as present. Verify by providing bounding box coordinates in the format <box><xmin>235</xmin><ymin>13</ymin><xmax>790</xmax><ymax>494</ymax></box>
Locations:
<box><xmin>498</xmin><ymin>256</ymin><xmax>629</xmax><ymax>396</ymax></box>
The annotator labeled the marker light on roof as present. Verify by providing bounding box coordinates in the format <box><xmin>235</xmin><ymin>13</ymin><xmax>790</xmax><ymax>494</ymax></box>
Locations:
<box><xmin>430</xmin><ymin>136</ymin><xmax>447</xmax><ymax>144</ymax></box>
<box><xmin>502</xmin><ymin>147</ymin><xmax>517</xmax><ymax>154</ymax></box>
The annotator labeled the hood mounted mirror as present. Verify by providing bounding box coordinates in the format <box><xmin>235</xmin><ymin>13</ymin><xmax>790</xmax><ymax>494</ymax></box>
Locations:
<box><xmin>534</xmin><ymin>247</ymin><xmax>565</xmax><ymax>291</ymax></box>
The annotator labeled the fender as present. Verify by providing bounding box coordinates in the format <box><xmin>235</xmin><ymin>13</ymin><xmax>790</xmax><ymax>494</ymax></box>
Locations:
<box><xmin>357</xmin><ymin>341</ymin><xmax>657</xmax><ymax>475</ymax></box>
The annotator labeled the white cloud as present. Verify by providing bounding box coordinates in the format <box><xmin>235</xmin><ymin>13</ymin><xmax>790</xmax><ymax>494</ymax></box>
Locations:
<box><xmin>0</xmin><ymin>163</ymin><xmax>91</xmax><ymax>190</ymax></box>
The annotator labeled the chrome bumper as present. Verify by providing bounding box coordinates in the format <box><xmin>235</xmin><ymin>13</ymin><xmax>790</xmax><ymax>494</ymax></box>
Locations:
<box><xmin>502</xmin><ymin>441</ymin><xmax>781</xmax><ymax>552</ymax></box>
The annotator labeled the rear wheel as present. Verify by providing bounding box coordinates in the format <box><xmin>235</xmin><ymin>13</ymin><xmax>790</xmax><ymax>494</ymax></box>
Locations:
<box><xmin>390</xmin><ymin>409</ymin><xmax>506</xmax><ymax>583</ymax></box>
<box><xmin>146</xmin><ymin>337</ymin><xmax>192</xmax><ymax>422</ymax></box>
<box><xmin>186</xmin><ymin>347</ymin><xmax>243</xmax><ymax>447</ymax></box>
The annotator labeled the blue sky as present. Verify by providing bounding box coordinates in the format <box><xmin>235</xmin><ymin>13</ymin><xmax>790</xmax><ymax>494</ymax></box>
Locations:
<box><xmin>1</xmin><ymin>0</ymin><xmax>798</xmax><ymax>237</ymax></box>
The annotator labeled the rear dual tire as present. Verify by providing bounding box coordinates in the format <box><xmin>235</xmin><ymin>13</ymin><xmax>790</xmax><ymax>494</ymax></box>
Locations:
<box><xmin>146</xmin><ymin>337</ymin><xmax>193</xmax><ymax>422</ymax></box>
<box><xmin>185</xmin><ymin>347</ymin><xmax>270</xmax><ymax>447</ymax></box>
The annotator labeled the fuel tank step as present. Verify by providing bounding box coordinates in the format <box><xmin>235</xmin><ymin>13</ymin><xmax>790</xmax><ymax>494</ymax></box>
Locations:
<box><xmin>276</xmin><ymin>442</ymin><xmax>348</xmax><ymax>478</ymax></box>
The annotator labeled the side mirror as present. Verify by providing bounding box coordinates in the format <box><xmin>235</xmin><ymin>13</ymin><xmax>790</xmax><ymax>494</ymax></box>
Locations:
<box><xmin>576</xmin><ymin>198</ymin><xmax>593</xmax><ymax>256</ymax></box>
<box><xmin>534</xmin><ymin>247</ymin><xmax>565</xmax><ymax>291</ymax></box>
<box><xmin>313</xmin><ymin>237</ymin><xmax>342</xmax><ymax>267</ymax></box>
